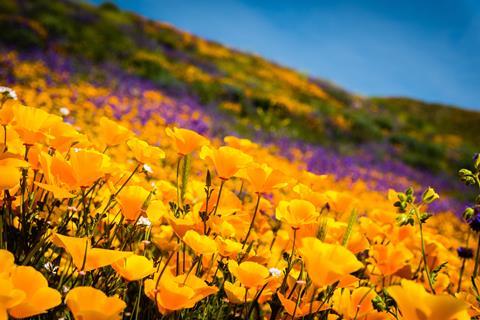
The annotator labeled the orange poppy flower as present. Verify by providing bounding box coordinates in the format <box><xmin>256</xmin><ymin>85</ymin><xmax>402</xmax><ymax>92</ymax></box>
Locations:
<box><xmin>127</xmin><ymin>138</ymin><xmax>165</xmax><ymax>165</ymax></box>
<box><xmin>0</xmin><ymin>250</ymin><xmax>15</xmax><ymax>277</ymax></box>
<box><xmin>165</xmin><ymin>127</ymin><xmax>209</xmax><ymax>156</ymax></box>
<box><xmin>228</xmin><ymin>260</ymin><xmax>269</xmax><ymax>289</ymax></box>
<box><xmin>371</xmin><ymin>243</ymin><xmax>414</xmax><ymax>276</ymax></box>
<box><xmin>278</xmin><ymin>292</ymin><xmax>324</xmax><ymax>318</ymax></box>
<box><xmin>275</xmin><ymin>199</ymin><xmax>319</xmax><ymax>229</ymax></box>
<box><xmin>223</xmin><ymin>136</ymin><xmax>259</xmax><ymax>152</ymax></box>
<box><xmin>240</xmin><ymin>164</ymin><xmax>288</xmax><ymax>194</ymax></box>
<box><xmin>144</xmin><ymin>267</ymin><xmax>218</xmax><ymax>314</ymax></box>
<box><xmin>112</xmin><ymin>255</ymin><xmax>155</xmax><ymax>281</ymax></box>
<box><xmin>65</xmin><ymin>286</ymin><xmax>126</xmax><ymax>320</ymax></box>
<box><xmin>35</xmin><ymin>152</ymin><xmax>74</xmax><ymax>198</ymax></box>
<box><xmin>7</xmin><ymin>266</ymin><xmax>62</xmax><ymax>319</ymax></box>
<box><xmin>45</xmin><ymin>121</ymin><xmax>83</xmax><ymax>153</ymax></box>
<box><xmin>51</xmin><ymin>233</ymin><xmax>132</xmax><ymax>272</ymax></box>
<box><xmin>0</xmin><ymin>157</ymin><xmax>29</xmax><ymax>190</ymax></box>
<box><xmin>183</xmin><ymin>230</ymin><xmax>218</xmax><ymax>256</ymax></box>
<box><xmin>200</xmin><ymin>146</ymin><xmax>252</xmax><ymax>180</ymax></box>
<box><xmin>299</xmin><ymin>237</ymin><xmax>363</xmax><ymax>288</ymax></box>
<box><xmin>97</xmin><ymin>117</ymin><xmax>133</xmax><ymax>147</ymax></box>
<box><xmin>216</xmin><ymin>237</ymin><xmax>243</xmax><ymax>258</ymax></box>
<box><xmin>146</xmin><ymin>199</ymin><xmax>168</xmax><ymax>224</ymax></box>
<box><xmin>69</xmin><ymin>149</ymin><xmax>111</xmax><ymax>188</ymax></box>
<box><xmin>116</xmin><ymin>185</ymin><xmax>150</xmax><ymax>222</ymax></box>
<box><xmin>224</xmin><ymin>281</ymin><xmax>255</xmax><ymax>304</ymax></box>
<box><xmin>0</xmin><ymin>278</ymin><xmax>25</xmax><ymax>320</ymax></box>
<box><xmin>331</xmin><ymin>287</ymin><xmax>383</xmax><ymax>319</ymax></box>
<box><xmin>0</xmin><ymin>99</ymin><xmax>16</xmax><ymax>126</ymax></box>
<box><xmin>12</xmin><ymin>105</ymin><xmax>60</xmax><ymax>145</ymax></box>
<box><xmin>388</xmin><ymin>280</ymin><xmax>470</xmax><ymax>320</ymax></box>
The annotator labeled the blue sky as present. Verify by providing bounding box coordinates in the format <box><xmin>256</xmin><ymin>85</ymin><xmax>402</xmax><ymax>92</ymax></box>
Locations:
<box><xmin>91</xmin><ymin>0</ymin><xmax>479</xmax><ymax>109</ymax></box>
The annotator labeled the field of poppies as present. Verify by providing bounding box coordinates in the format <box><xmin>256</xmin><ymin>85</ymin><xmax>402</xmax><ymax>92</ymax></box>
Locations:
<box><xmin>0</xmin><ymin>50</ymin><xmax>478</xmax><ymax>320</ymax></box>
<box><xmin>1</xmin><ymin>1</ymin><xmax>480</xmax><ymax>319</ymax></box>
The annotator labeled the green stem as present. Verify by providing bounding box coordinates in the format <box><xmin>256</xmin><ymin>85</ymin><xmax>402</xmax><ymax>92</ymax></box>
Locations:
<box><xmin>280</xmin><ymin>228</ymin><xmax>297</xmax><ymax>293</ymax></box>
<box><xmin>132</xmin><ymin>281</ymin><xmax>143</xmax><ymax>320</ymax></box>
<box><xmin>242</xmin><ymin>193</ymin><xmax>261</xmax><ymax>248</ymax></box>
<box><xmin>457</xmin><ymin>258</ymin><xmax>466</xmax><ymax>293</ymax></box>
<box><xmin>2</xmin><ymin>125</ymin><xmax>7</xmax><ymax>152</ymax></box>
<box><xmin>415</xmin><ymin>209</ymin><xmax>436</xmax><ymax>294</ymax></box>
<box><xmin>472</xmin><ymin>233</ymin><xmax>480</xmax><ymax>279</ymax></box>
<box><xmin>212</xmin><ymin>179</ymin><xmax>226</xmax><ymax>217</ymax></box>
<box><xmin>176</xmin><ymin>156</ymin><xmax>182</xmax><ymax>208</ymax></box>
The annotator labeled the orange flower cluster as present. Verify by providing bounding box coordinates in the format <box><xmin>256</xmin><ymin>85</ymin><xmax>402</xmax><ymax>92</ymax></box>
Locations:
<box><xmin>0</xmin><ymin>56</ymin><xmax>476</xmax><ymax>319</ymax></box>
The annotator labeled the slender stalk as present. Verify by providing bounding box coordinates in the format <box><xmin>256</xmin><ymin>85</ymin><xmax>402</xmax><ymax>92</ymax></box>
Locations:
<box><xmin>291</xmin><ymin>286</ymin><xmax>303</xmax><ymax>319</ymax></box>
<box><xmin>243</xmin><ymin>288</ymin><xmax>249</xmax><ymax>320</ymax></box>
<box><xmin>115</xmin><ymin>164</ymin><xmax>140</xmax><ymax>197</ymax></box>
<box><xmin>100</xmin><ymin>164</ymin><xmax>140</xmax><ymax>217</ymax></box>
<box><xmin>2</xmin><ymin>125</ymin><xmax>7</xmax><ymax>152</ymax></box>
<box><xmin>280</xmin><ymin>228</ymin><xmax>297</xmax><ymax>293</ymax></box>
<box><xmin>472</xmin><ymin>233</ymin><xmax>480</xmax><ymax>279</ymax></box>
<box><xmin>415</xmin><ymin>209</ymin><xmax>436</xmax><ymax>294</ymax></box>
<box><xmin>176</xmin><ymin>156</ymin><xmax>182</xmax><ymax>208</ymax></box>
<box><xmin>457</xmin><ymin>258</ymin><xmax>467</xmax><ymax>293</ymax></box>
<box><xmin>212</xmin><ymin>179</ymin><xmax>225</xmax><ymax>217</ymax></box>
<box><xmin>132</xmin><ymin>281</ymin><xmax>143</xmax><ymax>320</ymax></box>
<box><xmin>242</xmin><ymin>193</ymin><xmax>261</xmax><ymax>248</ymax></box>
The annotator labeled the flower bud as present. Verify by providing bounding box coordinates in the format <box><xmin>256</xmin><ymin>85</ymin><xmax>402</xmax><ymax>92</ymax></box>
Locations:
<box><xmin>463</xmin><ymin>207</ymin><xmax>475</xmax><ymax>220</ymax></box>
<box><xmin>474</xmin><ymin>153</ymin><xmax>480</xmax><ymax>170</ymax></box>
<box><xmin>422</xmin><ymin>187</ymin><xmax>439</xmax><ymax>204</ymax></box>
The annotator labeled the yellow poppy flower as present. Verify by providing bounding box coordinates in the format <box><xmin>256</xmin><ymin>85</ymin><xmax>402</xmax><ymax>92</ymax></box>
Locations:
<box><xmin>65</xmin><ymin>286</ymin><xmax>126</xmax><ymax>320</ymax></box>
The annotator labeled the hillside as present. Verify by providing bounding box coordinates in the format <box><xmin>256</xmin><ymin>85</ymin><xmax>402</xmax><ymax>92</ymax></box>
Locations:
<box><xmin>0</xmin><ymin>0</ymin><xmax>477</xmax><ymax>205</ymax></box>
<box><xmin>1</xmin><ymin>1</ymin><xmax>480</xmax><ymax>319</ymax></box>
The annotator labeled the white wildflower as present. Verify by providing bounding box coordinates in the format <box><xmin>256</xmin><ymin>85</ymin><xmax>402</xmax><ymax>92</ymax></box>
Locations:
<box><xmin>44</xmin><ymin>262</ymin><xmax>59</xmax><ymax>274</ymax></box>
<box><xmin>59</xmin><ymin>107</ymin><xmax>70</xmax><ymax>116</ymax></box>
<box><xmin>0</xmin><ymin>86</ymin><xmax>17</xmax><ymax>100</ymax></box>
<box><xmin>269</xmin><ymin>267</ymin><xmax>282</xmax><ymax>277</ymax></box>
<box><xmin>137</xmin><ymin>216</ymin><xmax>152</xmax><ymax>227</ymax></box>
<box><xmin>143</xmin><ymin>163</ymin><xmax>153</xmax><ymax>174</ymax></box>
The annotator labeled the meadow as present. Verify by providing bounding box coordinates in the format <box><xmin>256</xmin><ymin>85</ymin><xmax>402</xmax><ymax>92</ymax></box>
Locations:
<box><xmin>1</xmin><ymin>1</ymin><xmax>480</xmax><ymax>319</ymax></box>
